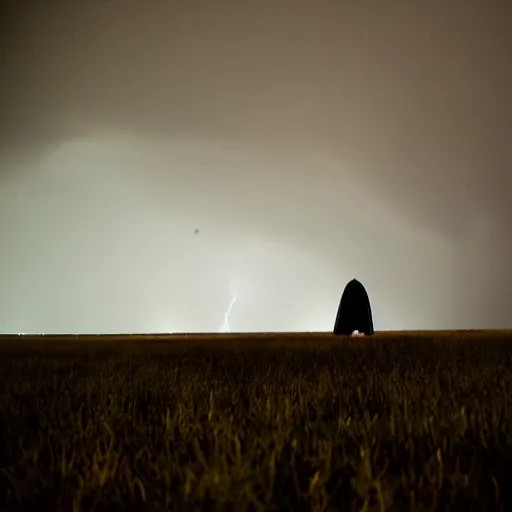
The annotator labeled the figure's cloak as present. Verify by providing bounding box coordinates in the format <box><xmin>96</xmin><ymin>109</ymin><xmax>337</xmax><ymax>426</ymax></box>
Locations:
<box><xmin>333</xmin><ymin>278</ymin><xmax>374</xmax><ymax>335</ymax></box>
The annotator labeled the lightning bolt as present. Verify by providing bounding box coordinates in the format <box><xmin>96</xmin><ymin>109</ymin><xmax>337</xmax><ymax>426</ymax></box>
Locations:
<box><xmin>219</xmin><ymin>293</ymin><xmax>237</xmax><ymax>333</ymax></box>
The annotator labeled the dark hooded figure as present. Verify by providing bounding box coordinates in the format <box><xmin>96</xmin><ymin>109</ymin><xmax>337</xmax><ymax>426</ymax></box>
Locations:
<box><xmin>333</xmin><ymin>278</ymin><xmax>374</xmax><ymax>335</ymax></box>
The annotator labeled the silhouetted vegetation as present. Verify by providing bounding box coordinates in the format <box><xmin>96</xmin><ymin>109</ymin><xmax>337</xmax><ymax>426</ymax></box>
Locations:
<box><xmin>1</xmin><ymin>333</ymin><xmax>512</xmax><ymax>511</ymax></box>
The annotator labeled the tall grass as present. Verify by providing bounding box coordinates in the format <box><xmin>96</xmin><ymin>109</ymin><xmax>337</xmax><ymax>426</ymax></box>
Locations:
<box><xmin>1</xmin><ymin>335</ymin><xmax>512</xmax><ymax>510</ymax></box>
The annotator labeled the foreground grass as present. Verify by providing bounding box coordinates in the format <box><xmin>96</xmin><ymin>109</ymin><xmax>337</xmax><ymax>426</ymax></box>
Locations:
<box><xmin>1</xmin><ymin>334</ymin><xmax>512</xmax><ymax>510</ymax></box>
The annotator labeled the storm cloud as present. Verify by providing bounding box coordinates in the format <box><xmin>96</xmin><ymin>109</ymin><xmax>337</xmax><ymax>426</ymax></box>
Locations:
<box><xmin>1</xmin><ymin>0</ymin><xmax>510</xmax><ymax>332</ymax></box>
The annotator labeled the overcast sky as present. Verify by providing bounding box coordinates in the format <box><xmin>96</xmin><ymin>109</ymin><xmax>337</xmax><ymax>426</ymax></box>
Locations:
<box><xmin>1</xmin><ymin>0</ymin><xmax>511</xmax><ymax>333</ymax></box>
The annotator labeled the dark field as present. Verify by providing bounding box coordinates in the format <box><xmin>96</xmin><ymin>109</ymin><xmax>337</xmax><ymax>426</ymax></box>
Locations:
<box><xmin>1</xmin><ymin>331</ymin><xmax>512</xmax><ymax>511</ymax></box>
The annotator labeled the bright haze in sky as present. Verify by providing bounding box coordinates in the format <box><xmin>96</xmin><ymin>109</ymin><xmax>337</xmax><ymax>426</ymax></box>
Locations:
<box><xmin>0</xmin><ymin>0</ymin><xmax>511</xmax><ymax>333</ymax></box>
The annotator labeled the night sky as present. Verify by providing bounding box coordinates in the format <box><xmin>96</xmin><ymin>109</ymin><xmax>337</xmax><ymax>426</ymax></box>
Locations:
<box><xmin>0</xmin><ymin>0</ymin><xmax>510</xmax><ymax>333</ymax></box>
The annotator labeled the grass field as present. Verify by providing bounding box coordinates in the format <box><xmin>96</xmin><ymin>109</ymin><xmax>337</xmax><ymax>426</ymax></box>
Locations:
<box><xmin>1</xmin><ymin>331</ymin><xmax>512</xmax><ymax>511</ymax></box>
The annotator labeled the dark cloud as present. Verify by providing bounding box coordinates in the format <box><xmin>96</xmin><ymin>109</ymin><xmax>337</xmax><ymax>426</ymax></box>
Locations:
<box><xmin>1</xmin><ymin>0</ymin><xmax>511</xmax><ymax>332</ymax></box>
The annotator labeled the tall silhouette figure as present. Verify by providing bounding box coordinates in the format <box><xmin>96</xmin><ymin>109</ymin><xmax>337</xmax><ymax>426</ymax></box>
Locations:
<box><xmin>333</xmin><ymin>279</ymin><xmax>374</xmax><ymax>335</ymax></box>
